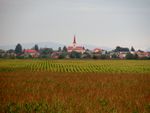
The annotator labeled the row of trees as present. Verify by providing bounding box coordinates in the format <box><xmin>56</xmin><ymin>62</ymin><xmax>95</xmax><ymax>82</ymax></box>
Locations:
<box><xmin>114</xmin><ymin>46</ymin><xmax>135</xmax><ymax>52</ymax></box>
<box><xmin>0</xmin><ymin>44</ymin><xmax>150</xmax><ymax>59</ymax></box>
<box><xmin>14</xmin><ymin>44</ymin><xmax>68</xmax><ymax>54</ymax></box>
<box><xmin>15</xmin><ymin>44</ymin><xmax>39</xmax><ymax>54</ymax></box>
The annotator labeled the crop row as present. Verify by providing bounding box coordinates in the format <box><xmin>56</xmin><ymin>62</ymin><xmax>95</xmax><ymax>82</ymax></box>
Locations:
<box><xmin>0</xmin><ymin>60</ymin><xmax>150</xmax><ymax>73</ymax></box>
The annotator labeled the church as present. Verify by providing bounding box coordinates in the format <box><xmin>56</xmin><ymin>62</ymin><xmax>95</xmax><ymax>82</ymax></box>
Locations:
<box><xmin>67</xmin><ymin>35</ymin><xmax>85</xmax><ymax>53</ymax></box>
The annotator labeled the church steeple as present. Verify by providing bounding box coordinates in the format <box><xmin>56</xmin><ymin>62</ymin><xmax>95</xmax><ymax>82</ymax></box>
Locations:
<box><xmin>73</xmin><ymin>35</ymin><xmax>76</xmax><ymax>44</ymax></box>
<box><xmin>73</xmin><ymin>35</ymin><xmax>76</xmax><ymax>48</ymax></box>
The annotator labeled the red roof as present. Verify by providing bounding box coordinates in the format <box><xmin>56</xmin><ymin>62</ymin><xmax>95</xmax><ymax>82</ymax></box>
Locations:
<box><xmin>67</xmin><ymin>46</ymin><xmax>84</xmax><ymax>50</ymax></box>
<box><xmin>24</xmin><ymin>49</ymin><xmax>38</xmax><ymax>53</ymax></box>
<box><xmin>68</xmin><ymin>46</ymin><xmax>73</xmax><ymax>49</ymax></box>
<box><xmin>74</xmin><ymin>48</ymin><xmax>84</xmax><ymax>50</ymax></box>
<box><xmin>93</xmin><ymin>48</ymin><xmax>102</xmax><ymax>53</ymax></box>
<box><xmin>94</xmin><ymin>48</ymin><xmax>102</xmax><ymax>51</ymax></box>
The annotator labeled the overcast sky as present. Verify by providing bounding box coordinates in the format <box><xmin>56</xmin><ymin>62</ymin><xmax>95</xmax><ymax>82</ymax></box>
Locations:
<box><xmin>0</xmin><ymin>0</ymin><xmax>150</xmax><ymax>50</ymax></box>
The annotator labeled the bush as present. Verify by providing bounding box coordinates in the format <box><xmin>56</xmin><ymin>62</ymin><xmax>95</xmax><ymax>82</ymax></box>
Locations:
<box><xmin>126</xmin><ymin>53</ymin><xmax>138</xmax><ymax>59</ymax></box>
<box><xmin>16</xmin><ymin>56</ymin><xmax>24</xmax><ymax>59</ymax></box>
<box><xmin>100</xmin><ymin>54</ymin><xmax>108</xmax><ymax>59</ymax></box>
<box><xmin>59</xmin><ymin>52</ymin><xmax>67</xmax><ymax>59</ymax></box>
<box><xmin>93</xmin><ymin>55</ymin><xmax>99</xmax><ymax>59</ymax></box>
<box><xmin>70</xmin><ymin>51</ymin><xmax>81</xmax><ymax>59</ymax></box>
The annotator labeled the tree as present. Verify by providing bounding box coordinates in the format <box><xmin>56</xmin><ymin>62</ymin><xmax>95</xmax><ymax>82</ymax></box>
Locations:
<box><xmin>126</xmin><ymin>52</ymin><xmax>139</xmax><ymax>59</ymax></box>
<box><xmin>62</xmin><ymin>46</ymin><xmax>67</xmax><ymax>52</ymax></box>
<box><xmin>126</xmin><ymin>53</ymin><xmax>134</xmax><ymax>59</ymax></box>
<box><xmin>131</xmin><ymin>46</ymin><xmax>135</xmax><ymax>51</ymax></box>
<box><xmin>81</xmin><ymin>52</ymin><xmax>92</xmax><ymax>59</ymax></box>
<box><xmin>70</xmin><ymin>51</ymin><xmax>81</xmax><ymax>58</ymax></box>
<box><xmin>40</xmin><ymin>48</ymin><xmax>53</xmax><ymax>55</ymax></box>
<box><xmin>92</xmin><ymin>54</ymin><xmax>99</xmax><ymax>59</ymax></box>
<box><xmin>40</xmin><ymin>48</ymin><xmax>53</xmax><ymax>58</ymax></box>
<box><xmin>111</xmin><ymin>54</ymin><xmax>118</xmax><ymax>59</ymax></box>
<box><xmin>34</xmin><ymin>44</ymin><xmax>39</xmax><ymax>51</ymax></box>
<box><xmin>0</xmin><ymin>49</ymin><xmax>5</xmax><ymax>58</ymax></box>
<box><xmin>134</xmin><ymin>53</ymin><xmax>138</xmax><ymax>59</ymax></box>
<box><xmin>100</xmin><ymin>54</ymin><xmax>108</xmax><ymax>59</ymax></box>
<box><xmin>58</xmin><ymin>47</ymin><xmax>62</xmax><ymax>52</ymax></box>
<box><xmin>15</xmin><ymin>43</ymin><xmax>22</xmax><ymax>55</ymax></box>
<box><xmin>58</xmin><ymin>52</ymin><xmax>67</xmax><ymax>59</ymax></box>
<box><xmin>115</xmin><ymin>46</ymin><xmax>129</xmax><ymax>52</ymax></box>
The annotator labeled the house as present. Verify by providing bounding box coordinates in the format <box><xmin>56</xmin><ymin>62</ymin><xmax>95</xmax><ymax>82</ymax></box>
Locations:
<box><xmin>51</xmin><ymin>52</ymin><xmax>61</xmax><ymax>59</ymax></box>
<box><xmin>67</xmin><ymin>35</ymin><xmax>85</xmax><ymax>53</ymax></box>
<box><xmin>0</xmin><ymin>49</ymin><xmax>6</xmax><ymax>58</ymax></box>
<box><xmin>130</xmin><ymin>51</ymin><xmax>136</xmax><ymax>55</ymax></box>
<box><xmin>93</xmin><ymin>48</ymin><xmax>102</xmax><ymax>53</ymax></box>
<box><xmin>113</xmin><ymin>46</ymin><xmax>130</xmax><ymax>59</ymax></box>
<box><xmin>24</xmin><ymin>49</ymin><xmax>39</xmax><ymax>58</ymax></box>
<box><xmin>118</xmin><ymin>52</ymin><xmax>127</xmax><ymax>59</ymax></box>
<box><xmin>6</xmin><ymin>49</ymin><xmax>16</xmax><ymax>58</ymax></box>
<box><xmin>136</xmin><ymin>50</ymin><xmax>150</xmax><ymax>58</ymax></box>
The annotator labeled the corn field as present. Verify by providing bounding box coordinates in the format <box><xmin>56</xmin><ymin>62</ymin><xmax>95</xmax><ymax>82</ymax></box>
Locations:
<box><xmin>0</xmin><ymin>59</ymin><xmax>150</xmax><ymax>73</ymax></box>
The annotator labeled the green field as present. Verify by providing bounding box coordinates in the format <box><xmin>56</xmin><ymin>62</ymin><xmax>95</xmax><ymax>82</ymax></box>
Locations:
<box><xmin>0</xmin><ymin>59</ymin><xmax>150</xmax><ymax>73</ymax></box>
<box><xmin>0</xmin><ymin>59</ymin><xmax>150</xmax><ymax>113</ymax></box>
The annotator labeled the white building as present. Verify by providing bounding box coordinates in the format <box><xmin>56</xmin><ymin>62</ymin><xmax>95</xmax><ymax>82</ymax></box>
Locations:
<box><xmin>67</xmin><ymin>35</ymin><xmax>85</xmax><ymax>53</ymax></box>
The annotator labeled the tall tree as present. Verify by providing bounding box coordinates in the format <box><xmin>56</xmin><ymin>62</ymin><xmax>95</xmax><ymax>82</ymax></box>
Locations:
<box><xmin>34</xmin><ymin>44</ymin><xmax>39</xmax><ymax>51</ymax></box>
<box><xmin>131</xmin><ymin>46</ymin><xmax>135</xmax><ymax>51</ymax></box>
<box><xmin>58</xmin><ymin>47</ymin><xmax>62</xmax><ymax>52</ymax></box>
<box><xmin>62</xmin><ymin>46</ymin><xmax>67</xmax><ymax>52</ymax></box>
<box><xmin>15</xmin><ymin>43</ymin><xmax>22</xmax><ymax>55</ymax></box>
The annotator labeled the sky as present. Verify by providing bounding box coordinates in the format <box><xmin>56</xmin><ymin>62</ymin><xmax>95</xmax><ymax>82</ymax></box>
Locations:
<box><xmin>0</xmin><ymin>0</ymin><xmax>150</xmax><ymax>50</ymax></box>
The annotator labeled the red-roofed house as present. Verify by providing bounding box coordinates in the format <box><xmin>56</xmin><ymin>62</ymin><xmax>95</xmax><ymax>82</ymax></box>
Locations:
<box><xmin>24</xmin><ymin>49</ymin><xmax>39</xmax><ymax>58</ymax></box>
<box><xmin>136</xmin><ymin>50</ymin><xmax>150</xmax><ymax>58</ymax></box>
<box><xmin>93</xmin><ymin>48</ymin><xmax>102</xmax><ymax>53</ymax></box>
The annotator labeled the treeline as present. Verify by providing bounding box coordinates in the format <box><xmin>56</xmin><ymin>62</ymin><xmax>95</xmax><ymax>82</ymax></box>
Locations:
<box><xmin>0</xmin><ymin>44</ymin><xmax>150</xmax><ymax>60</ymax></box>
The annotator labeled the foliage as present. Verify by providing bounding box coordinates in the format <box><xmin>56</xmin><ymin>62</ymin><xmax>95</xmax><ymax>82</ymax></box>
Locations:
<box><xmin>62</xmin><ymin>46</ymin><xmax>67</xmax><ymax>52</ymax></box>
<box><xmin>111</xmin><ymin>54</ymin><xmax>118</xmax><ymax>59</ymax></box>
<box><xmin>126</xmin><ymin>53</ymin><xmax>138</xmax><ymax>59</ymax></box>
<box><xmin>16</xmin><ymin>56</ymin><xmax>24</xmax><ymax>59</ymax></box>
<box><xmin>70</xmin><ymin>51</ymin><xmax>82</xmax><ymax>58</ymax></box>
<box><xmin>40</xmin><ymin>48</ymin><xmax>53</xmax><ymax>58</ymax></box>
<box><xmin>92</xmin><ymin>54</ymin><xmax>100</xmax><ymax>59</ymax></box>
<box><xmin>34</xmin><ymin>44</ymin><xmax>39</xmax><ymax>51</ymax></box>
<box><xmin>58</xmin><ymin>47</ymin><xmax>62</xmax><ymax>52</ymax></box>
<box><xmin>115</xmin><ymin>46</ymin><xmax>129</xmax><ymax>52</ymax></box>
<box><xmin>0</xmin><ymin>71</ymin><xmax>150</xmax><ymax>113</ymax></box>
<box><xmin>15</xmin><ymin>44</ymin><xmax>22</xmax><ymax>55</ymax></box>
<box><xmin>5</xmin><ymin>102</ymin><xmax>20</xmax><ymax>113</ymax></box>
<box><xmin>100</xmin><ymin>54</ymin><xmax>109</xmax><ymax>59</ymax></box>
<box><xmin>81</xmin><ymin>52</ymin><xmax>92</xmax><ymax>59</ymax></box>
<box><xmin>131</xmin><ymin>46</ymin><xmax>135</xmax><ymax>51</ymax></box>
<box><xmin>58</xmin><ymin>52</ymin><xmax>67</xmax><ymax>59</ymax></box>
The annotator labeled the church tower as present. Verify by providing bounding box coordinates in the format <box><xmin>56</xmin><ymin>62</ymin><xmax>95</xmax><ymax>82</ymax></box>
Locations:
<box><xmin>73</xmin><ymin>35</ymin><xmax>77</xmax><ymax>48</ymax></box>
<box><xmin>67</xmin><ymin>35</ymin><xmax>85</xmax><ymax>53</ymax></box>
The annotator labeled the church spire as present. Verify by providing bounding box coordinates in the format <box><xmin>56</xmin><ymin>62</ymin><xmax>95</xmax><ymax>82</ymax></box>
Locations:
<box><xmin>73</xmin><ymin>35</ymin><xmax>77</xmax><ymax>48</ymax></box>
<box><xmin>73</xmin><ymin>35</ymin><xmax>76</xmax><ymax>44</ymax></box>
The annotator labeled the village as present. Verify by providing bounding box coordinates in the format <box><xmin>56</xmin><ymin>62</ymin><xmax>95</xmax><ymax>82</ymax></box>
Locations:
<box><xmin>0</xmin><ymin>36</ymin><xmax>150</xmax><ymax>60</ymax></box>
